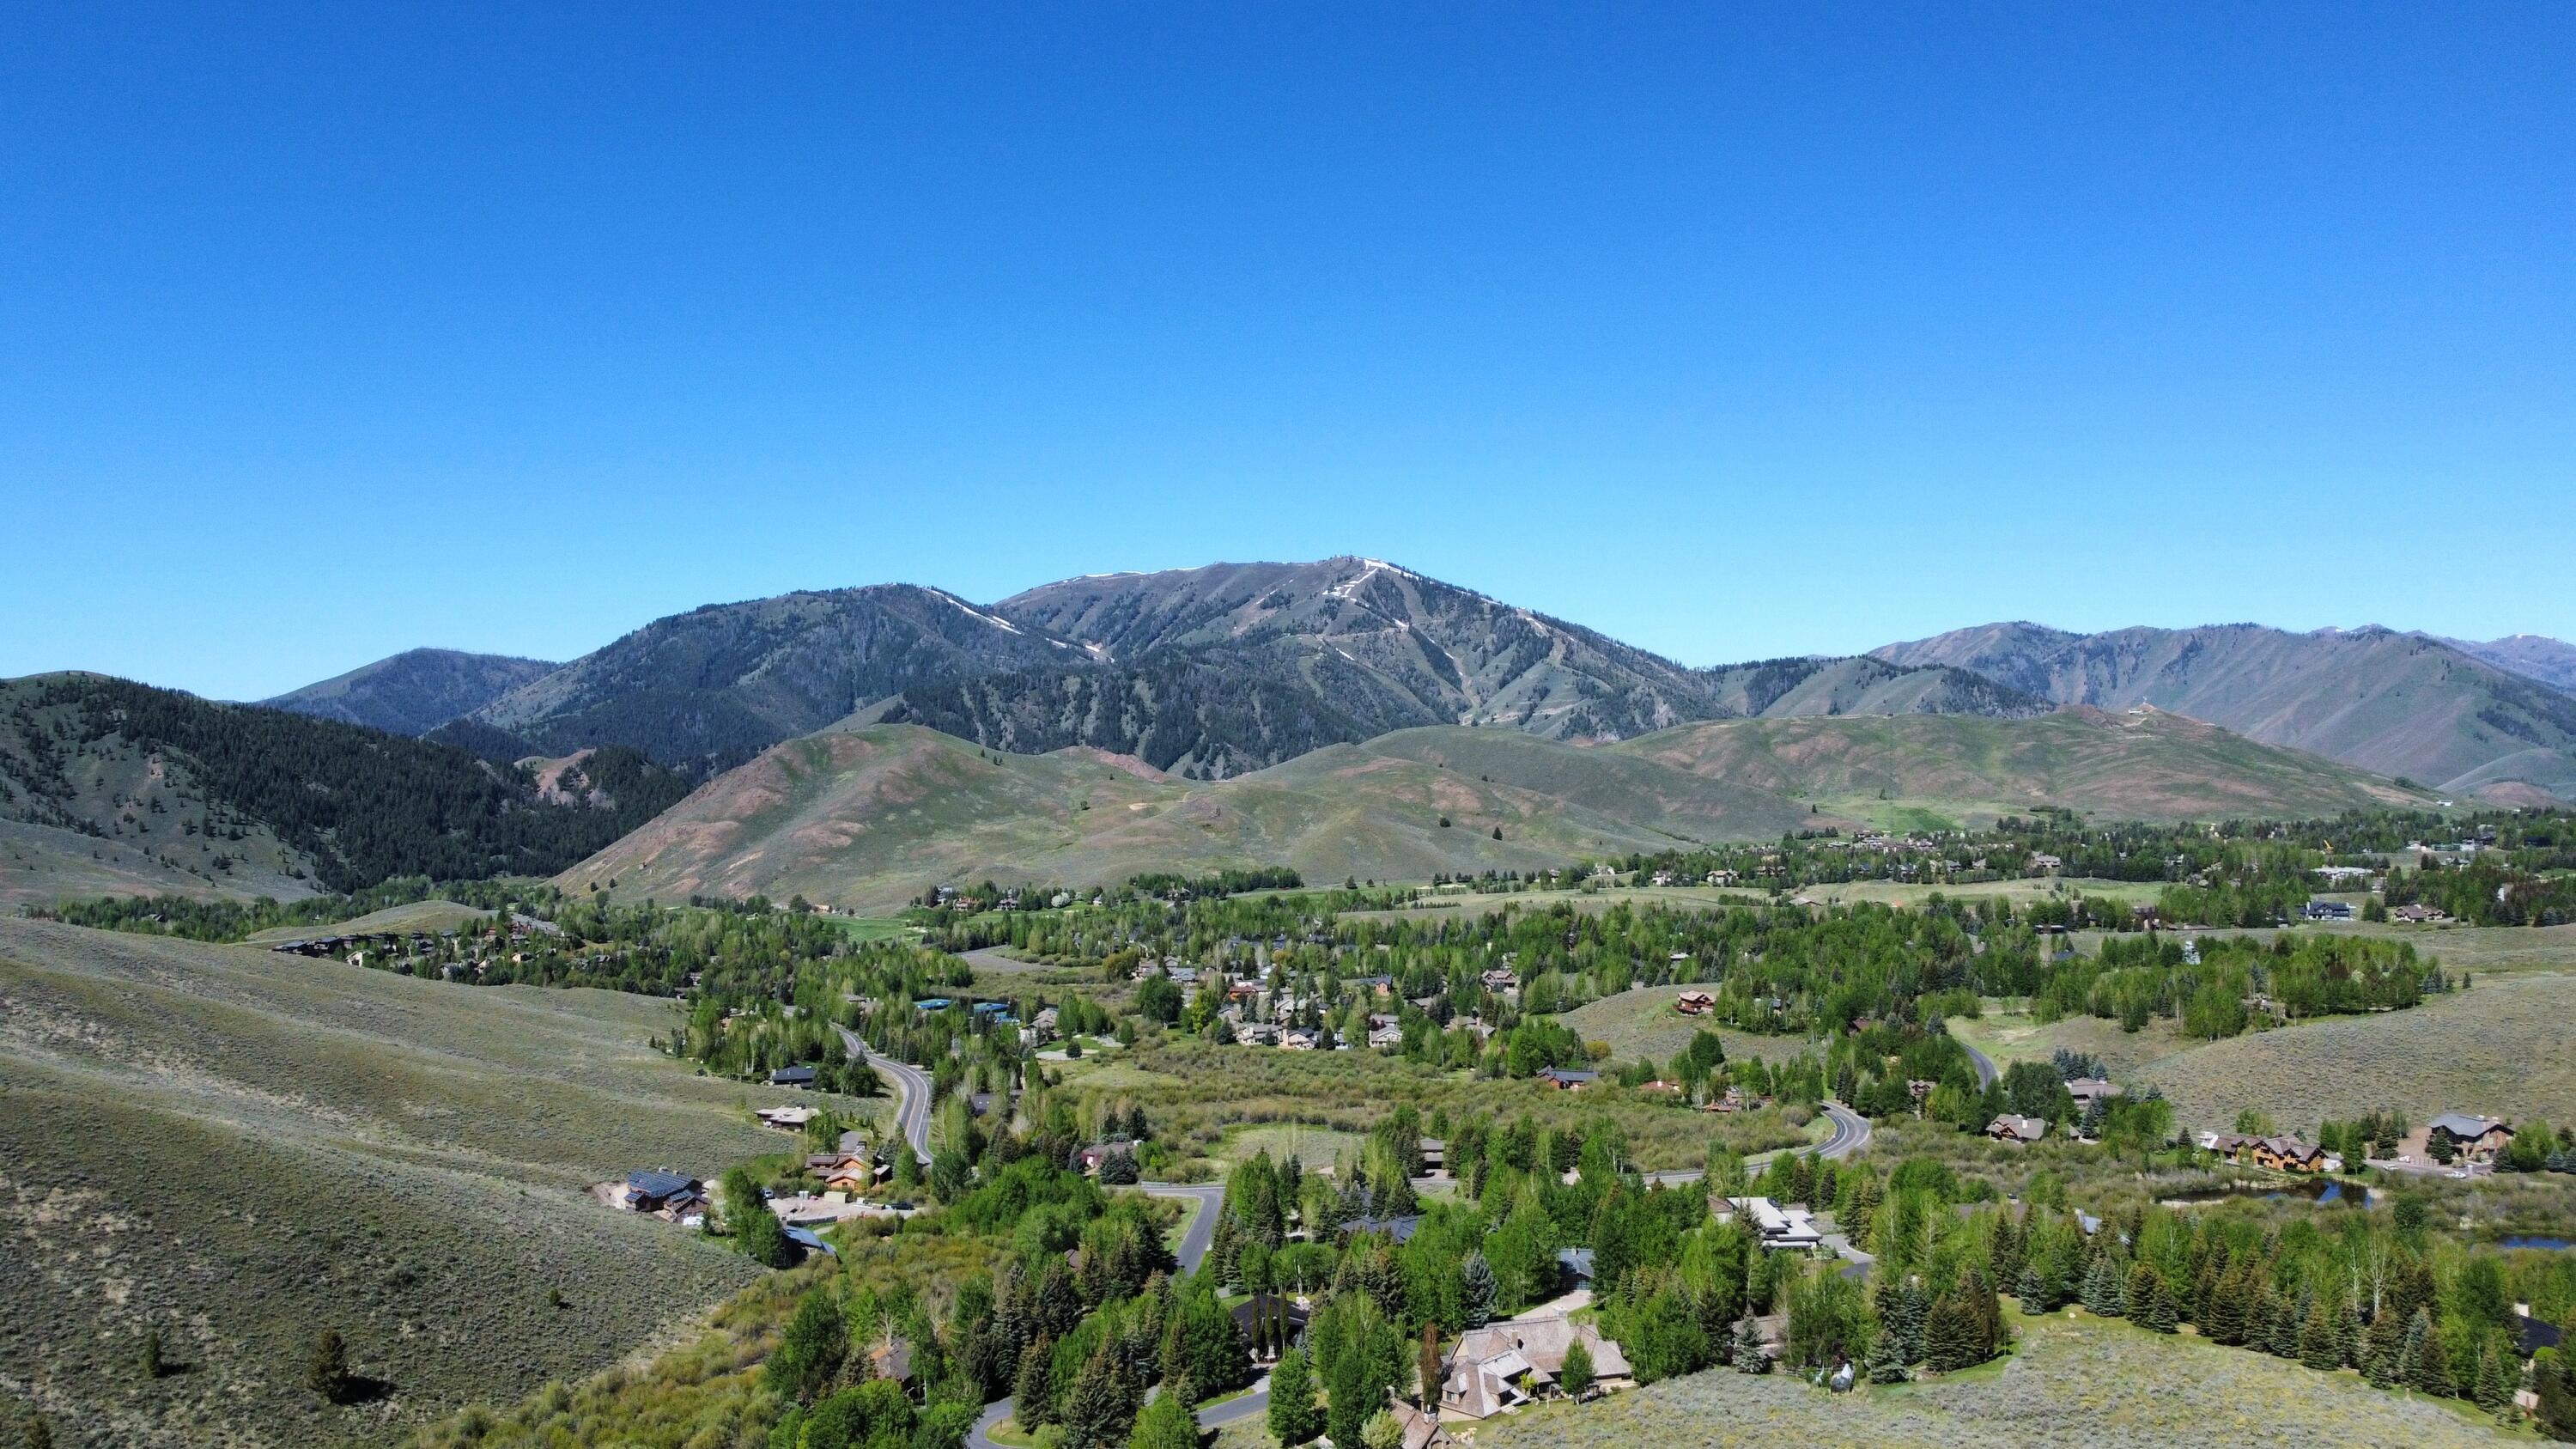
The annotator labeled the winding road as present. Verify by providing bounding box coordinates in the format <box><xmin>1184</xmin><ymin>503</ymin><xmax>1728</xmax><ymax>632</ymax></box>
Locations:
<box><xmin>1963</xmin><ymin>1040</ymin><xmax>2000</xmax><ymax>1088</ymax></box>
<box><xmin>833</xmin><ymin>1022</ymin><xmax>932</xmax><ymax>1163</ymax></box>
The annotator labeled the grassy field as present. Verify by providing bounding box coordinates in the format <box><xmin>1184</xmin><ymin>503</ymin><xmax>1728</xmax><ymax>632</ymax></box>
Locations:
<box><xmin>1478</xmin><ymin>1306</ymin><xmax>2512</xmax><ymax>1449</ymax></box>
<box><xmin>1066</xmin><ymin>1035</ymin><xmax>1807</xmax><ymax>1177</ymax></box>
<box><xmin>1559</xmin><ymin>986</ymin><xmax>1824</xmax><ymax>1068</ymax></box>
<box><xmin>0</xmin><ymin>917</ymin><xmax>835</xmax><ymax>1448</ymax></box>
<box><xmin>2140</xmin><ymin>970</ymin><xmax>2576</xmax><ymax>1136</ymax></box>
<box><xmin>1947</xmin><ymin>1008</ymin><xmax>2195</xmax><ymax>1081</ymax></box>
<box><xmin>1212</xmin><ymin>1122</ymin><xmax>1364</xmax><ymax>1170</ymax></box>
<box><xmin>241</xmin><ymin>897</ymin><xmax>495</xmax><ymax>944</ymax></box>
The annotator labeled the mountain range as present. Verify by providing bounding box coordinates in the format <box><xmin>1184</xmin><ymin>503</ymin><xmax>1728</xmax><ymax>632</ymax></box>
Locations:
<box><xmin>260</xmin><ymin>557</ymin><xmax>2574</xmax><ymax>804</ymax></box>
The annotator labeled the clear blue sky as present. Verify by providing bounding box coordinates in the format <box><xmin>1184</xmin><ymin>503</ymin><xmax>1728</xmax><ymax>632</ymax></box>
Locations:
<box><xmin>3</xmin><ymin>3</ymin><xmax>2570</xmax><ymax>700</ymax></box>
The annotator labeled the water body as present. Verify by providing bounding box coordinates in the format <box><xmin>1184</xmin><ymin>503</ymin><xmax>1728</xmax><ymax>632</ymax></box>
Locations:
<box><xmin>2161</xmin><ymin>1179</ymin><xmax>2377</xmax><ymax>1208</ymax></box>
<box><xmin>2502</xmin><ymin>1234</ymin><xmax>2574</xmax><ymax>1251</ymax></box>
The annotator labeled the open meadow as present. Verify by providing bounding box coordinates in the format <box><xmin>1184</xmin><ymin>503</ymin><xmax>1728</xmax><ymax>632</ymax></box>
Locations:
<box><xmin>1473</xmin><ymin>1305</ymin><xmax>2513</xmax><ymax>1449</ymax></box>
<box><xmin>1559</xmin><ymin>985</ymin><xmax>1829</xmax><ymax>1068</ymax></box>
<box><xmin>0</xmin><ymin>918</ymin><xmax>842</xmax><ymax>1447</ymax></box>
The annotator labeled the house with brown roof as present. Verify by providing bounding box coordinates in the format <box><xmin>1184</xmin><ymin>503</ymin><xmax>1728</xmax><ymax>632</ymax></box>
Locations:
<box><xmin>1985</xmin><ymin>1114</ymin><xmax>2050</xmax><ymax>1144</ymax></box>
<box><xmin>1442</xmin><ymin>1312</ymin><xmax>1632</xmax><ymax>1418</ymax></box>
<box><xmin>1674</xmin><ymin>990</ymin><xmax>1716</xmax><ymax>1016</ymax></box>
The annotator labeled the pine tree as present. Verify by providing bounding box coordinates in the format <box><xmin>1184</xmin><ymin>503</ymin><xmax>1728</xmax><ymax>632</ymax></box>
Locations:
<box><xmin>2299</xmin><ymin>1302</ymin><xmax>2342</xmax><ymax>1371</ymax></box>
<box><xmin>2336</xmin><ymin>1301</ymin><xmax>2364</xmax><ymax>1369</ymax></box>
<box><xmin>2017</xmin><ymin>1262</ymin><xmax>2050</xmax><ymax>1315</ymax></box>
<box><xmin>2144</xmin><ymin>1280</ymin><xmax>2179</xmax><ymax>1334</ymax></box>
<box><xmin>2409</xmin><ymin>1312</ymin><xmax>2456</xmax><ymax>1398</ymax></box>
<box><xmin>1014</xmin><ymin>1337</ymin><xmax>1056</xmax><ymax>1428</ymax></box>
<box><xmin>1060</xmin><ymin>1342</ymin><xmax>1139</xmax><ymax>1449</ymax></box>
<box><xmin>1267</xmin><ymin>1347</ymin><xmax>1323</xmax><ymax>1446</ymax></box>
<box><xmin>1864</xmin><ymin>1329</ymin><xmax>1909</xmax><ymax>1385</ymax></box>
<box><xmin>2397</xmin><ymin>1308</ymin><xmax>2431</xmax><ymax>1394</ymax></box>
<box><xmin>1461</xmin><ymin>1252</ymin><xmax>1498</xmax><ymax>1329</ymax></box>
<box><xmin>2125</xmin><ymin>1263</ymin><xmax>2160</xmax><ymax>1323</ymax></box>
<box><xmin>2081</xmin><ymin>1256</ymin><xmax>2123</xmax><ymax>1318</ymax></box>
<box><xmin>1129</xmin><ymin>1391</ymin><xmax>1198</xmax><ymax>1449</ymax></box>
<box><xmin>140</xmin><ymin>1319</ymin><xmax>167</xmax><ymax>1379</ymax></box>
<box><xmin>307</xmin><ymin>1330</ymin><xmax>354</xmax><ymax>1404</ymax></box>
<box><xmin>1925</xmin><ymin>1294</ymin><xmax>1980</xmax><ymax>1371</ymax></box>
<box><xmin>2475</xmin><ymin>1342</ymin><xmax>2512</xmax><ymax>1416</ymax></box>
<box><xmin>1733</xmin><ymin>1315</ymin><xmax>1771</xmax><ymax>1374</ymax></box>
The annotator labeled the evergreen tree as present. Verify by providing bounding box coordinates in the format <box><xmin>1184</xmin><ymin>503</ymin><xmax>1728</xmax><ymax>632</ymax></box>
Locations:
<box><xmin>1561</xmin><ymin>1339</ymin><xmax>1596</xmax><ymax>1402</ymax></box>
<box><xmin>2475</xmin><ymin>1342</ymin><xmax>2512</xmax><ymax>1416</ymax></box>
<box><xmin>307</xmin><ymin>1330</ymin><xmax>355</xmax><ymax>1404</ymax></box>
<box><xmin>2123</xmin><ymin>1264</ymin><xmax>2160</xmax><ymax>1324</ymax></box>
<box><xmin>1925</xmin><ymin>1294</ymin><xmax>1980</xmax><ymax>1371</ymax></box>
<box><xmin>1060</xmin><ymin>1342</ymin><xmax>1140</xmax><ymax>1449</ymax></box>
<box><xmin>140</xmin><ymin>1319</ymin><xmax>167</xmax><ymax>1379</ymax></box>
<box><xmin>1864</xmin><ymin>1329</ymin><xmax>1909</xmax><ymax>1385</ymax></box>
<box><xmin>1127</xmin><ymin>1391</ymin><xmax>1197</xmax><ymax>1449</ymax></box>
<box><xmin>1733</xmin><ymin>1315</ymin><xmax>1771</xmax><ymax>1374</ymax></box>
<box><xmin>2396</xmin><ymin>1308</ymin><xmax>2431</xmax><ymax>1394</ymax></box>
<box><xmin>2144</xmin><ymin>1279</ymin><xmax>2179</xmax><ymax>1334</ymax></box>
<box><xmin>2081</xmin><ymin>1256</ymin><xmax>2123</xmax><ymax>1317</ymax></box>
<box><xmin>2409</xmin><ymin>1312</ymin><xmax>2456</xmax><ymax>1398</ymax></box>
<box><xmin>1461</xmin><ymin>1252</ymin><xmax>1498</xmax><ymax>1329</ymax></box>
<box><xmin>1267</xmin><ymin>1348</ymin><xmax>1322</xmax><ymax>1446</ymax></box>
<box><xmin>1014</xmin><ymin>1338</ymin><xmax>1056</xmax><ymax>1428</ymax></box>
<box><xmin>2017</xmin><ymin>1262</ymin><xmax>2050</xmax><ymax>1315</ymax></box>
<box><xmin>2299</xmin><ymin>1302</ymin><xmax>2342</xmax><ymax>1371</ymax></box>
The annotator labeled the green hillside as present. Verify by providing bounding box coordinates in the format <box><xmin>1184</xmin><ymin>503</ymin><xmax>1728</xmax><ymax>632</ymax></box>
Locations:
<box><xmin>561</xmin><ymin>706</ymin><xmax>2419</xmax><ymax>909</ymax></box>
<box><xmin>558</xmin><ymin>723</ymin><xmax>1785</xmax><ymax>909</ymax></box>
<box><xmin>0</xmin><ymin>916</ymin><xmax>801</xmax><ymax>1447</ymax></box>
<box><xmin>1613</xmin><ymin>705</ymin><xmax>2429</xmax><ymax>827</ymax></box>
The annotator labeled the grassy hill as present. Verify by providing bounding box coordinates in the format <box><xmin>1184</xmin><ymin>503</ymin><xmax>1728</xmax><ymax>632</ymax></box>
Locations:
<box><xmin>1469</xmin><ymin>1306</ymin><xmax>2512</xmax><ymax>1449</ymax></box>
<box><xmin>1612</xmin><ymin>706</ymin><xmax>2429</xmax><ymax>828</ymax></box>
<box><xmin>557</xmin><ymin>723</ymin><xmax>1798</xmax><ymax>909</ymax></box>
<box><xmin>2137</xmin><ymin>971</ymin><xmax>2576</xmax><ymax>1137</ymax></box>
<box><xmin>561</xmin><ymin>706</ymin><xmax>2418</xmax><ymax>909</ymax></box>
<box><xmin>0</xmin><ymin>917</ymin><xmax>809</xmax><ymax>1447</ymax></box>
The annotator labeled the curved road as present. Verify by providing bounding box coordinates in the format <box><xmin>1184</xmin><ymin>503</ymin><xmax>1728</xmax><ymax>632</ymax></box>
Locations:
<box><xmin>833</xmin><ymin>1022</ymin><xmax>932</xmax><ymax>1163</ymax></box>
<box><xmin>1963</xmin><ymin>1040</ymin><xmax>2000</xmax><ymax>1088</ymax></box>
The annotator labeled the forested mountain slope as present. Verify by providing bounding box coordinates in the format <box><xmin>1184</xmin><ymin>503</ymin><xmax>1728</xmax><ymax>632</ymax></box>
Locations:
<box><xmin>0</xmin><ymin>673</ymin><xmax>690</xmax><ymax>899</ymax></box>
<box><xmin>262</xmin><ymin>648</ymin><xmax>559</xmax><ymax>735</ymax></box>
<box><xmin>1873</xmin><ymin>623</ymin><xmax>2576</xmax><ymax>799</ymax></box>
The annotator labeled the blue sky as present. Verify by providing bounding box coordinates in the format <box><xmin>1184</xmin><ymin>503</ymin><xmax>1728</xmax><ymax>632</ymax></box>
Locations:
<box><xmin>3</xmin><ymin>3</ymin><xmax>2570</xmax><ymax>700</ymax></box>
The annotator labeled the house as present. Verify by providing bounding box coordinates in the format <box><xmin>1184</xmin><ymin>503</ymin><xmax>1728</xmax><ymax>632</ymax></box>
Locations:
<box><xmin>1479</xmin><ymin>968</ymin><xmax>1518</xmax><ymax>992</ymax></box>
<box><xmin>1536</xmin><ymin>1067</ymin><xmax>1598</xmax><ymax>1091</ymax></box>
<box><xmin>1985</xmin><ymin>1114</ymin><xmax>2050</xmax><ymax>1144</ymax></box>
<box><xmin>2429</xmin><ymin>1112</ymin><xmax>2515</xmax><ymax>1162</ymax></box>
<box><xmin>1073</xmin><ymin>1140</ymin><xmax>1136</xmax><ymax>1177</ymax></box>
<box><xmin>783</xmin><ymin>1224</ymin><xmax>838</xmax><ymax>1259</ymax></box>
<box><xmin>769</xmin><ymin>1066</ymin><xmax>818</xmax><ymax>1088</ymax></box>
<box><xmin>866</xmin><ymin>1335</ymin><xmax>914</xmax><ymax>1391</ymax></box>
<box><xmin>2028</xmin><ymin>854</ymin><xmax>2063</xmax><ymax>872</ymax></box>
<box><xmin>1383</xmin><ymin>1396</ymin><xmax>1448</xmax><ymax>1449</ymax></box>
<box><xmin>1280</xmin><ymin>1028</ymin><xmax>1321</xmax><ymax>1051</ymax></box>
<box><xmin>756</xmin><ymin>1105</ymin><xmax>820</xmax><ymax>1131</ymax></box>
<box><xmin>1340</xmin><ymin>1215</ymin><xmax>1425</xmax><ymax>1245</ymax></box>
<box><xmin>1555</xmin><ymin>1246</ymin><xmax>1595</xmax><ymax>1287</ymax></box>
<box><xmin>1228</xmin><ymin>1292</ymin><xmax>1310</xmax><ymax>1357</ymax></box>
<box><xmin>1418</xmin><ymin>1138</ymin><xmax>1447</xmax><ymax>1174</ymax></box>
<box><xmin>2065</xmin><ymin>1078</ymin><xmax>2123</xmax><ymax>1111</ymax></box>
<box><xmin>1674</xmin><ymin>990</ymin><xmax>1716</xmax><ymax>1016</ymax></box>
<box><xmin>1368</xmin><ymin>1024</ymin><xmax>1406</xmax><ymax>1050</ymax></box>
<box><xmin>2300</xmin><ymin>899</ymin><xmax>2355</xmax><ymax>922</ymax></box>
<box><xmin>1236</xmin><ymin>1020</ymin><xmax>1282</xmax><ymax>1046</ymax></box>
<box><xmin>1442</xmin><ymin>1313</ymin><xmax>1633</xmax><ymax>1418</ymax></box>
<box><xmin>2515</xmin><ymin>1303</ymin><xmax>2565</xmax><ymax>1358</ymax></box>
<box><xmin>622</xmin><ymin>1168</ymin><xmax>702</xmax><ymax>1215</ymax></box>
<box><xmin>2200</xmin><ymin>1132</ymin><xmax>2335</xmax><ymax>1173</ymax></box>
<box><xmin>1718</xmin><ymin>1196</ymin><xmax>1824</xmax><ymax>1250</ymax></box>
<box><xmin>821</xmin><ymin>1160</ymin><xmax>882</xmax><ymax>1194</ymax></box>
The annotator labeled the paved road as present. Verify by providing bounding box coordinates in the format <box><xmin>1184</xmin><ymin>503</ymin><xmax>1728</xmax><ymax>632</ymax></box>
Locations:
<box><xmin>1963</xmin><ymin>1040</ymin><xmax>1999</xmax><ymax>1088</ymax></box>
<box><xmin>1639</xmin><ymin>1099</ymin><xmax>1874</xmax><ymax>1189</ymax></box>
<box><xmin>833</xmin><ymin>1022</ymin><xmax>933</xmax><ymax>1162</ymax></box>
<box><xmin>967</xmin><ymin>1379</ymin><xmax>1273</xmax><ymax>1449</ymax></box>
<box><xmin>1138</xmin><ymin>1181</ymin><xmax>1226</xmax><ymax>1275</ymax></box>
